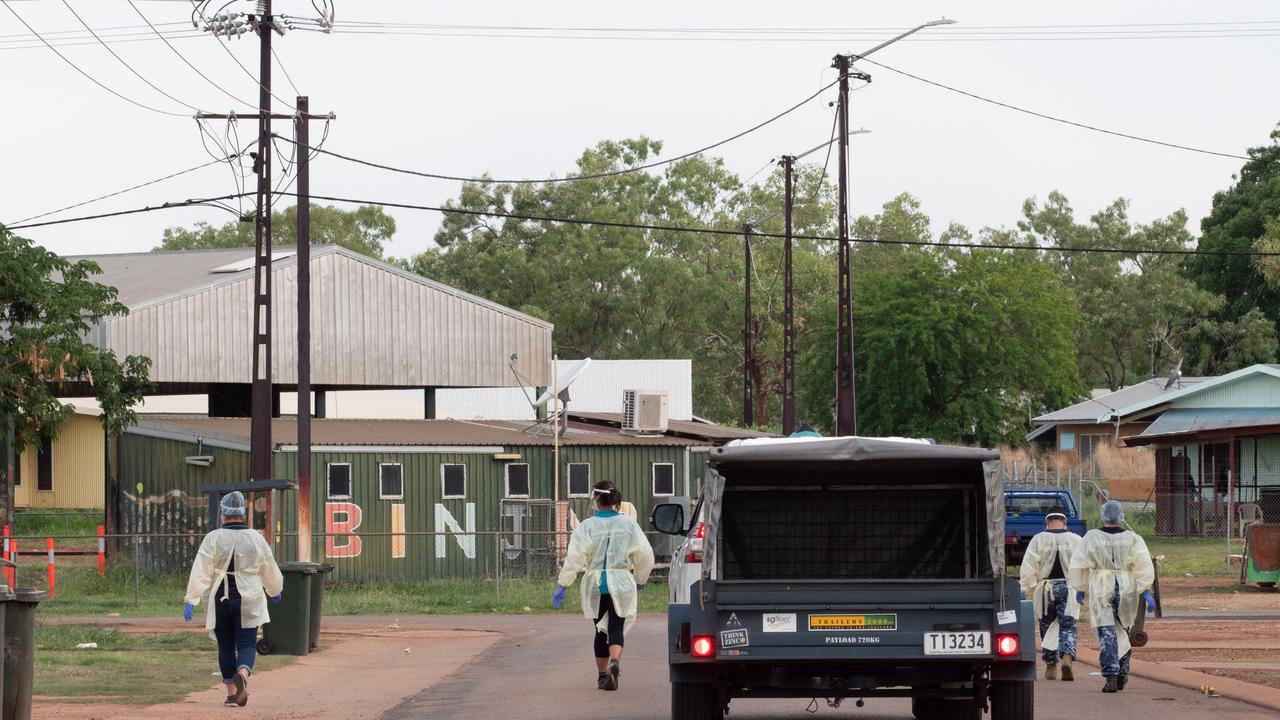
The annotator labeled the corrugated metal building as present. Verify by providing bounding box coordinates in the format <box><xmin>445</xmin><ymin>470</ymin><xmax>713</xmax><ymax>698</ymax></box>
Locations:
<box><xmin>63</xmin><ymin>246</ymin><xmax>552</xmax><ymax>402</ymax></box>
<box><xmin>14</xmin><ymin>406</ymin><xmax>106</xmax><ymax>510</ymax></box>
<box><xmin>116</xmin><ymin>415</ymin><xmax>767</xmax><ymax>579</ymax></box>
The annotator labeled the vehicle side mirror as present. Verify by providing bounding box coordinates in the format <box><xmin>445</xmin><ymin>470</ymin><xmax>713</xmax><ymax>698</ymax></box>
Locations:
<box><xmin>650</xmin><ymin>503</ymin><xmax>686</xmax><ymax>536</ymax></box>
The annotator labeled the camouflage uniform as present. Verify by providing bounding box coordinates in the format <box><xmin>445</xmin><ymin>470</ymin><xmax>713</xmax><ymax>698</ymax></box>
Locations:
<box><xmin>1038</xmin><ymin>579</ymin><xmax>1077</xmax><ymax>664</ymax></box>
<box><xmin>1095</xmin><ymin>582</ymin><xmax>1131</xmax><ymax>680</ymax></box>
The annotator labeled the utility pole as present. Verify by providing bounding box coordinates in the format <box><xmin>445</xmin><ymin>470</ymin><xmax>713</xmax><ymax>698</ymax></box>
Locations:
<box><xmin>742</xmin><ymin>224</ymin><xmax>754</xmax><ymax>428</ymax></box>
<box><xmin>780</xmin><ymin>156</ymin><xmax>796</xmax><ymax>436</ymax></box>
<box><xmin>830</xmin><ymin>18</ymin><xmax>955</xmax><ymax>437</ymax></box>
<box><xmin>249</xmin><ymin>0</ymin><xmax>276</xmax><ymax>490</ymax></box>
<box><xmin>295</xmin><ymin>95</ymin><xmax>312</xmax><ymax>562</ymax></box>
<box><xmin>832</xmin><ymin>55</ymin><xmax>862</xmax><ymax>437</ymax></box>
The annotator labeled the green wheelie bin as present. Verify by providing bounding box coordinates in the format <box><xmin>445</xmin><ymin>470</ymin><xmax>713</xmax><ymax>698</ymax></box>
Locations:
<box><xmin>256</xmin><ymin>562</ymin><xmax>318</xmax><ymax>656</ymax></box>
<box><xmin>308</xmin><ymin>564</ymin><xmax>333</xmax><ymax>651</ymax></box>
<box><xmin>3</xmin><ymin>589</ymin><xmax>45</xmax><ymax>720</ymax></box>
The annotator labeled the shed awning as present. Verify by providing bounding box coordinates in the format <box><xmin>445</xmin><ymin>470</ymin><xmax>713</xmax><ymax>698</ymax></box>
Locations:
<box><xmin>1123</xmin><ymin>408</ymin><xmax>1280</xmax><ymax>446</ymax></box>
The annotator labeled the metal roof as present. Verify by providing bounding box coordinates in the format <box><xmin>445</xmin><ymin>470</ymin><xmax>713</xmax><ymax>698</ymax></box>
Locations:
<box><xmin>1111</xmin><ymin>364</ymin><xmax>1280</xmax><ymax>421</ymax></box>
<box><xmin>1032</xmin><ymin>377</ymin><xmax>1209</xmax><ymax>424</ymax></box>
<box><xmin>568</xmin><ymin>411</ymin><xmax>774</xmax><ymax>442</ymax></box>
<box><xmin>69</xmin><ymin>246</ymin><xmax>552</xmax><ymax>389</ymax></box>
<box><xmin>128</xmin><ymin>416</ymin><xmax>703</xmax><ymax>448</ymax></box>
<box><xmin>1124</xmin><ymin>408</ymin><xmax>1280</xmax><ymax>445</ymax></box>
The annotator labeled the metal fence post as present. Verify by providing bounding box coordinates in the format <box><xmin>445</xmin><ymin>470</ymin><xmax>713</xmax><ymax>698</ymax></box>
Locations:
<box><xmin>494</xmin><ymin>529</ymin><xmax>501</xmax><ymax>603</ymax></box>
<box><xmin>133</xmin><ymin>535</ymin><xmax>140</xmax><ymax>606</ymax></box>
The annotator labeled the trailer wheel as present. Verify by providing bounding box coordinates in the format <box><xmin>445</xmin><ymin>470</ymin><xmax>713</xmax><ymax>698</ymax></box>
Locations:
<box><xmin>256</xmin><ymin>638</ymin><xmax>274</xmax><ymax>655</ymax></box>
<box><xmin>990</xmin><ymin>679</ymin><xmax>1034</xmax><ymax>720</ymax></box>
<box><xmin>672</xmin><ymin>682</ymin><xmax>718</xmax><ymax>720</ymax></box>
<box><xmin>911</xmin><ymin>696</ymin><xmax>938</xmax><ymax>719</ymax></box>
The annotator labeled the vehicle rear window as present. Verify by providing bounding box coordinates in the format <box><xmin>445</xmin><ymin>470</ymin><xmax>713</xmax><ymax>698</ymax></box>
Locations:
<box><xmin>1005</xmin><ymin>496</ymin><xmax>1062</xmax><ymax>515</ymax></box>
<box><xmin>719</xmin><ymin>485</ymin><xmax>980</xmax><ymax>581</ymax></box>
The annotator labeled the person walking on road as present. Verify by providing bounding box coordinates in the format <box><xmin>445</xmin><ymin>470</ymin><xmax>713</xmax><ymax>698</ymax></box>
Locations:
<box><xmin>551</xmin><ymin>480</ymin><xmax>656</xmax><ymax>691</ymax></box>
<box><xmin>183</xmin><ymin>491</ymin><xmax>285</xmax><ymax>707</ymax></box>
<box><xmin>1068</xmin><ymin>500</ymin><xmax>1156</xmax><ymax>694</ymax></box>
<box><xmin>1019</xmin><ymin>507</ymin><xmax>1082</xmax><ymax>681</ymax></box>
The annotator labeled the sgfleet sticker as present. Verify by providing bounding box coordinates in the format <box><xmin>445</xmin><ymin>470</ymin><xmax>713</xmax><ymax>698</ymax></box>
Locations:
<box><xmin>808</xmin><ymin>614</ymin><xmax>897</xmax><ymax>631</ymax></box>
<box><xmin>720</xmin><ymin>629</ymin><xmax>750</xmax><ymax>649</ymax></box>
<box><xmin>763</xmin><ymin>613</ymin><xmax>797</xmax><ymax>633</ymax></box>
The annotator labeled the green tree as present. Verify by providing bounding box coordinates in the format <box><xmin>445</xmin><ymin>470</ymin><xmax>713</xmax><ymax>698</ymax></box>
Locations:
<box><xmin>410</xmin><ymin>138</ymin><xmax>837</xmax><ymax>426</ymax></box>
<box><xmin>1020</xmin><ymin>192</ymin><xmax>1276</xmax><ymax>387</ymax></box>
<box><xmin>157</xmin><ymin>204</ymin><xmax>395</xmax><ymax>258</ymax></box>
<box><xmin>796</xmin><ymin>196</ymin><xmax>1084</xmax><ymax>443</ymax></box>
<box><xmin>1186</xmin><ymin>125</ymin><xmax>1280</xmax><ymax>344</ymax></box>
<box><xmin>1</xmin><ymin>227</ymin><xmax>152</xmax><ymax>514</ymax></box>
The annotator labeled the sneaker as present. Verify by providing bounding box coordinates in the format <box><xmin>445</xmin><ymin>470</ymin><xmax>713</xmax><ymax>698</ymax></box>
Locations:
<box><xmin>224</xmin><ymin>695</ymin><xmax>237</xmax><ymax>707</ymax></box>
<box><xmin>1102</xmin><ymin>677</ymin><xmax>1118</xmax><ymax>693</ymax></box>
<box><xmin>1116</xmin><ymin>675</ymin><xmax>1127</xmax><ymax>691</ymax></box>
<box><xmin>1060</xmin><ymin>656</ymin><xmax>1074</xmax><ymax>682</ymax></box>
<box><xmin>604</xmin><ymin>660</ymin><xmax>620</xmax><ymax>691</ymax></box>
<box><xmin>597</xmin><ymin>672</ymin><xmax>609</xmax><ymax>690</ymax></box>
<box><xmin>232</xmin><ymin>672</ymin><xmax>249</xmax><ymax>707</ymax></box>
<box><xmin>1045</xmin><ymin>663</ymin><xmax>1058</xmax><ymax>680</ymax></box>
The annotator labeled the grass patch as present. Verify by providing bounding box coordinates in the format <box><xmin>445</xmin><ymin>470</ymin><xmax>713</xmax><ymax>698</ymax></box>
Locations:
<box><xmin>13</xmin><ymin>510</ymin><xmax>102</xmax><ymax>541</ymax></box>
<box><xmin>34</xmin><ymin>623</ymin><xmax>293</xmax><ymax>704</ymax></box>
<box><xmin>38</xmin><ymin>565</ymin><xmax>669</xmax><ymax>618</ymax></box>
<box><xmin>1147</xmin><ymin>536</ymin><xmax>1242</xmax><ymax>578</ymax></box>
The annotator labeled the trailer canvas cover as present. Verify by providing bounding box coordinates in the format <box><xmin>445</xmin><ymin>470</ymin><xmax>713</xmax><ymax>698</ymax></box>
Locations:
<box><xmin>702</xmin><ymin>437</ymin><xmax>1005</xmax><ymax>580</ymax></box>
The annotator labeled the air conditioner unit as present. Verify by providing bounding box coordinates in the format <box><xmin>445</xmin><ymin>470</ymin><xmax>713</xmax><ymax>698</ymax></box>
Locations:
<box><xmin>623</xmin><ymin>389</ymin><xmax>669</xmax><ymax>435</ymax></box>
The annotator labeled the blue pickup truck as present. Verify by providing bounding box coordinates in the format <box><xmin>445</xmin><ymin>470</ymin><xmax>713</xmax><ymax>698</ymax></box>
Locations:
<box><xmin>1004</xmin><ymin>489</ymin><xmax>1087</xmax><ymax>566</ymax></box>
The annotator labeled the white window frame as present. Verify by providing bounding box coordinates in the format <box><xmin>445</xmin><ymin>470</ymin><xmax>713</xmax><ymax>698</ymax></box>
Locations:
<box><xmin>567</xmin><ymin>463</ymin><xmax>592</xmax><ymax>498</ymax></box>
<box><xmin>505</xmin><ymin>463</ymin><xmax>531</xmax><ymax>498</ymax></box>
<box><xmin>441</xmin><ymin>463</ymin><xmax>467</xmax><ymax>500</ymax></box>
<box><xmin>327</xmin><ymin>463</ymin><xmax>352</xmax><ymax>500</ymax></box>
<box><xmin>652</xmin><ymin>462</ymin><xmax>677</xmax><ymax>497</ymax></box>
<box><xmin>378</xmin><ymin>462</ymin><xmax>404</xmax><ymax>500</ymax></box>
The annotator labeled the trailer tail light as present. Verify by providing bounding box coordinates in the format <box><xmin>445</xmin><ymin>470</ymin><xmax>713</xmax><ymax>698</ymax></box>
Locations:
<box><xmin>692</xmin><ymin>636</ymin><xmax>715</xmax><ymax>658</ymax></box>
<box><xmin>685</xmin><ymin>523</ymin><xmax>706</xmax><ymax>564</ymax></box>
<box><xmin>996</xmin><ymin>634</ymin><xmax>1020</xmax><ymax>656</ymax></box>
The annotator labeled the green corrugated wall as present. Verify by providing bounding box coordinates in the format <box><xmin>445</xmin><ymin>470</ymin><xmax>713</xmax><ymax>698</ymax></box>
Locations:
<box><xmin>118</xmin><ymin>433</ymin><xmax>703</xmax><ymax>581</ymax></box>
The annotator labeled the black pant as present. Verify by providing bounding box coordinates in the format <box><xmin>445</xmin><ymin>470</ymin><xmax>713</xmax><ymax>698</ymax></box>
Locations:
<box><xmin>593</xmin><ymin>595</ymin><xmax>626</xmax><ymax>658</ymax></box>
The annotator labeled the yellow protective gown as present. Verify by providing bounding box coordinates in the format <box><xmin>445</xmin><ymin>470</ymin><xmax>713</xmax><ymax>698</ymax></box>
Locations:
<box><xmin>1018</xmin><ymin>530</ymin><xmax>1082</xmax><ymax>652</ymax></box>
<box><xmin>557</xmin><ymin>512</ymin><xmax>655</xmax><ymax>636</ymax></box>
<box><xmin>1067</xmin><ymin>527</ymin><xmax>1155</xmax><ymax>659</ymax></box>
<box><xmin>184</xmin><ymin>527</ymin><xmax>285</xmax><ymax>638</ymax></box>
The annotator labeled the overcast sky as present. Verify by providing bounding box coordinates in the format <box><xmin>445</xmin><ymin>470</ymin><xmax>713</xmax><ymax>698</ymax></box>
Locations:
<box><xmin>3</xmin><ymin>0</ymin><xmax>1278</xmax><ymax>260</ymax></box>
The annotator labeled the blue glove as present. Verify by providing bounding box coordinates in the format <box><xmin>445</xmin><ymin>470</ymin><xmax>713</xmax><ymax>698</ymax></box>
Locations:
<box><xmin>183</xmin><ymin>603</ymin><xmax>194</xmax><ymax>622</ymax></box>
<box><xmin>551</xmin><ymin>586</ymin><xmax>567</xmax><ymax>609</ymax></box>
<box><xmin>1075</xmin><ymin>591</ymin><xmax>1085</xmax><ymax>605</ymax></box>
<box><xmin>1142</xmin><ymin>590</ymin><xmax>1156</xmax><ymax>614</ymax></box>
<box><xmin>271</xmin><ymin>594</ymin><xmax>282</xmax><ymax>604</ymax></box>
<box><xmin>637</xmin><ymin>584</ymin><xmax>646</xmax><ymax>591</ymax></box>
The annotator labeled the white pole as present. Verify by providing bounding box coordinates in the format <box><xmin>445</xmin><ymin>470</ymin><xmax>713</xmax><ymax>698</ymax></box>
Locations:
<box><xmin>552</xmin><ymin>354</ymin><xmax>560</xmax><ymax>503</ymax></box>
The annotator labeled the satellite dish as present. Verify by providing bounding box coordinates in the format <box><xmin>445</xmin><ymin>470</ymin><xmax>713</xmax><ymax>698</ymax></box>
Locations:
<box><xmin>1163</xmin><ymin>355</ymin><xmax>1183</xmax><ymax>391</ymax></box>
<box><xmin>533</xmin><ymin>358</ymin><xmax>593</xmax><ymax>408</ymax></box>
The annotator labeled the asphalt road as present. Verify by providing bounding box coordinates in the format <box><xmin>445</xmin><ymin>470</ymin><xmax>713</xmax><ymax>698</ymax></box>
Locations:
<box><xmin>378</xmin><ymin>613</ymin><xmax>1275</xmax><ymax>720</ymax></box>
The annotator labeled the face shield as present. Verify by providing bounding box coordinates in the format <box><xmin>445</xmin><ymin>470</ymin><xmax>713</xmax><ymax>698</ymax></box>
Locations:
<box><xmin>220</xmin><ymin>490</ymin><xmax>247</xmax><ymax>519</ymax></box>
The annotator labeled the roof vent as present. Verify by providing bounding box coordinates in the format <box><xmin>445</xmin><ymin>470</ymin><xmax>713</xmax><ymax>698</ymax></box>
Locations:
<box><xmin>622</xmin><ymin>389</ymin><xmax>668</xmax><ymax>436</ymax></box>
<box><xmin>210</xmin><ymin>252</ymin><xmax>295</xmax><ymax>273</ymax></box>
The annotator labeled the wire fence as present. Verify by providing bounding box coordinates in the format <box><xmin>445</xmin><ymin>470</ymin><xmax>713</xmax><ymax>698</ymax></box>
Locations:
<box><xmin>2</xmin><ymin>529</ymin><xmax>679</xmax><ymax>604</ymax></box>
<box><xmin>1003</xmin><ymin>460</ymin><xmax>1280</xmax><ymax>581</ymax></box>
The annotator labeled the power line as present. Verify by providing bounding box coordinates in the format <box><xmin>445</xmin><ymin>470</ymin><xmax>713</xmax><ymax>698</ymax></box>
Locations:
<box><xmin>3</xmin><ymin>156</ymin><xmax>233</xmax><ymax>226</ymax></box>
<box><xmin>1</xmin><ymin>0</ymin><xmax>190</xmax><ymax>117</ymax></box>
<box><xmin>126</xmin><ymin>0</ymin><xmax>255</xmax><ymax>108</ymax></box>
<box><xmin>859</xmin><ymin>58</ymin><xmax>1253</xmax><ymax>161</ymax></box>
<box><xmin>275</xmin><ymin>79</ymin><xmax>837</xmax><ymax>185</ymax></box>
<box><xmin>61</xmin><ymin>0</ymin><xmax>203</xmax><ymax>112</ymax></box>
<box><xmin>271</xmin><ymin>46</ymin><xmax>299</xmax><ymax>96</ymax></box>
<box><xmin>15</xmin><ymin>190</ymin><xmax>1280</xmax><ymax>259</ymax></box>
<box><xmin>6</xmin><ymin>193</ymin><xmax>250</xmax><ymax>230</ymax></box>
